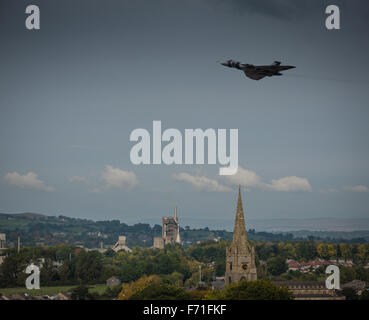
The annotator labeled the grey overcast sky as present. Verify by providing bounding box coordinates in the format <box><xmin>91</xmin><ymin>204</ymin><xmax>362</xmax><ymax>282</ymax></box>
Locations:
<box><xmin>0</xmin><ymin>0</ymin><xmax>369</xmax><ymax>229</ymax></box>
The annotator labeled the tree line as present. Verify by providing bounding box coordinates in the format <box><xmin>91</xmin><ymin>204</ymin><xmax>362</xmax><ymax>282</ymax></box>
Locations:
<box><xmin>1</xmin><ymin>240</ymin><xmax>368</xmax><ymax>292</ymax></box>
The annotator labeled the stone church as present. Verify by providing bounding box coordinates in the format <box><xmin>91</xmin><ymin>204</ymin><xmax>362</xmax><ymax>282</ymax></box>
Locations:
<box><xmin>225</xmin><ymin>187</ymin><xmax>257</xmax><ymax>285</ymax></box>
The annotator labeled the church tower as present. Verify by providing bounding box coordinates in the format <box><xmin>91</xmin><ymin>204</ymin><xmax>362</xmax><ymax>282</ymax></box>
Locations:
<box><xmin>225</xmin><ymin>187</ymin><xmax>257</xmax><ymax>285</ymax></box>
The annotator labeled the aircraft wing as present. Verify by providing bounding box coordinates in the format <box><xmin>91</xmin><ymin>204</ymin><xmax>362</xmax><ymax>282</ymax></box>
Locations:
<box><xmin>244</xmin><ymin>71</ymin><xmax>266</xmax><ymax>80</ymax></box>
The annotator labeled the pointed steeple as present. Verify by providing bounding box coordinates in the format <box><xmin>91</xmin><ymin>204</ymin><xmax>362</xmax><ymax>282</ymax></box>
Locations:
<box><xmin>232</xmin><ymin>186</ymin><xmax>247</xmax><ymax>246</ymax></box>
<box><xmin>225</xmin><ymin>187</ymin><xmax>257</xmax><ymax>284</ymax></box>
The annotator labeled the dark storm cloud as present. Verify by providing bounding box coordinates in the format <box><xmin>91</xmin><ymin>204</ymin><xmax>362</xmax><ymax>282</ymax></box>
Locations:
<box><xmin>223</xmin><ymin>0</ymin><xmax>313</xmax><ymax>20</ymax></box>
<box><xmin>215</xmin><ymin>0</ymin><xmax>369</xmax><ymax>23</ymax></box>
<box><xmin>1</xmin><ymin>0</ymin><xmax>368</xmax><ymax>28</ymax></box>
<box><xmin>1</xmin><ymin>0</ymin><xmax>369</xmax><ymax>223</ymax></box>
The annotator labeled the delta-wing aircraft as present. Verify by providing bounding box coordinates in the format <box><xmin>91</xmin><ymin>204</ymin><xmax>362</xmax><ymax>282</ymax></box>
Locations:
<box><xmin>221</xmin><ymin>60</ymin><xmax>295</xmax><ymax>80</ymax></box>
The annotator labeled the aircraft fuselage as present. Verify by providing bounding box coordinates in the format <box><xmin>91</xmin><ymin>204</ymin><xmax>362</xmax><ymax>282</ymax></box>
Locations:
<box><xmin>221</xmin><ymin>60</ymin><xmax>295</xmax><ymax>80</ymax></box>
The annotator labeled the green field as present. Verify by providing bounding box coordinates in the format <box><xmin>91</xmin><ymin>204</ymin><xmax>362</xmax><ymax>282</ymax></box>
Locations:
<box><xmin>0</xmin><ymin>284</ymin><xmax>108</xmax><ymax>296</ymax></box>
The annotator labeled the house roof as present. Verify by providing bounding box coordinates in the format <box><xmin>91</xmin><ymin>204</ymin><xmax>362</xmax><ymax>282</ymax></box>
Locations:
<box><xmin>273</xmin><ymin>281</ymin><xmax>326</xmax><ymax>288</ymax></box>
<box><xmin>341</xmin><ymin>280</ymin><xmax>367</xmax><ymax>290</ymax></box>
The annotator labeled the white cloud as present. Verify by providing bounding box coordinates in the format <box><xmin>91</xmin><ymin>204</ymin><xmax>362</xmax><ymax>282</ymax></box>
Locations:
<box><xmin>224</xmin><ymin>167</ymin><xmax>262</xmax><ymax>188</ymax></box>
<box><xmin>102</xmin><ymin>165</ymin><xmax>138</xmax><ymax>190</ymax></box>
<box><xmin>265</xmin><ymin>176</ymin><xmax>312</xmax><ymax>192</ymax></box>
<box><xmin>224</xmin><ymin>166</ymin><xmax>312</xmax><ymax>192</ymax></box>
<box><xmin>345</xmin><ymin>185</ymin><xmax>369</xmax><ymax>193</ymax></box>
<box><xmin>176</xmin><ymin>167</ymin><xmax>312</xmax><ymax>193</ymax></box>
<box><xmin>173</xmin><ymin>173</ymin><xmax>232</xmax><ymax>192</ymax></box>
<box><xmin>4</xmin><ymin>171</ymin><xmax>54</xmax><ymax>192</ymax></box>
<box><xmin>68</xmin><ymin>176</ymin><xmax>88</xmax><ymax>184</ymax></box>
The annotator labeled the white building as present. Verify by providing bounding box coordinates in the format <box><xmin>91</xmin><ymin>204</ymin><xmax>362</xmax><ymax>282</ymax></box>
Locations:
<box><xmin>0</xmin><ymin>233</ymin><xmax>6</xmax><ymax>265</ymax></box>
<box><xmin>0</xmin><ymin>233</ymin><xmax>5</xmax><ymax>250</ymax></box>
<box><xmin>112</xmin><ymin>236</ymin><xmax>131</xmax><ymax>253</ymax></box>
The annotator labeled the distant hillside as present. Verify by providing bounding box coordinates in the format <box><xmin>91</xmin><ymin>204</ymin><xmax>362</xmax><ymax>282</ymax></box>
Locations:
<box><xmin>0</xmin><ymin>212</ymin><xmax>368</xmax><ymax>249</ymax></box>
<box><xmin>247</xmin><ymin>217</ymin><xmax>369</xmax><ymax>232</ymax></box>
<box><xmin>167</xmin><ymin>217</ymin><xmax>369</xmax><ymax>232</ymax></box>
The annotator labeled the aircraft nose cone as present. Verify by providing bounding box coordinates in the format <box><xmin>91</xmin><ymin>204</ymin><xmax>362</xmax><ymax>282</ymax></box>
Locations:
<box><xmin>221</xmin><ymin>62</ymin><xmax>228</xmax><ymax>67</ymax></box>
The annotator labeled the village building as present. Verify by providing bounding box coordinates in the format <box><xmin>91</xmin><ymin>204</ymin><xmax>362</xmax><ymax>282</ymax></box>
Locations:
<box><xmin>106</xmin><ymin>276</ymin><xmax>121</xmax><ymax>287</ymax></box>
<box><xmin>153</xmin><ymin>207</ymin><xmax>181</xmax><ymax>248</ymax></box>
<box><xmin>272</xmin><ymin>281</ymin><xmax>345</xmax><ymax>300</ymax></box>
<box><xmin>0</xmin><ymin>233</ymin><xmax>6</xmax><ymax>265</ymax></box>
<box><xmin>211</xmin><ymin>277</ymin><xmax>226</xmax><ymax>290</ymax></box>
<box><xmin>286</xmin><ymin>258</ymin><xmax>331</xmax><ymax>273</ymax></box>
<box><xmin>153</xmin><ymin>237</ymin><xmax>165</xmax><ymax>249</ymax></box>
<box><xmin>112</xmin><ymin>236</ymin><xmax>131</xmax><ymax>253</ymax></box>
<box><xmin>0</xmin><ymin>233</ymin><xmax>5</xmax><ymax>250</ymax></box>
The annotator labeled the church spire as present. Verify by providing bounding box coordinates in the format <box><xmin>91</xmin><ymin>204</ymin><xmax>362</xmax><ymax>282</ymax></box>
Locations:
<box><xmin>232</xmin><ymin>186</ymin><xmax>247</xmax><ymax>245</ymax></box>
<box><xmin>225</xmin><ymin>186</ymin><xmax>257</xmax><ymax>284</ymax></box>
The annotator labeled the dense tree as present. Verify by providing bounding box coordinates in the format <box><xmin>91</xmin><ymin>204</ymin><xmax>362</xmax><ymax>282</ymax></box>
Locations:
<box><xmin>58</xmin><ymin>260</ymin><xmax>72</xmax><ymax>282</ymax></box>
<box><xmin>0</xmin><ymin>251</ymin><xmax>27</xmax><ymax>287</ymax></box>
<box><xmin>215</xmin><ymin>257</ymin><xmax>225</xmax><ymax>276</ymax></box>
<box><xmin>340</xmin><ymin>266</ymin><xmax>369</xmax><ymax>283</ymax></box>
<box><xmin>100</xmin><ymin>264</ymin><xmax>121</xmax><ymax>282</ymax></box>
<box><xmin>341</xmin><ymin>287</ymin><xmax>358</xmax><ymax>300</ymax></box>
<box><xmin>104</xmin><ymin>249</ymin><xmax>116</xmax><ymax>258</ymax></box>
<box><xmin>75</xmin><ymin>251</ymin><xmax>103</xmax><ymax>283</ymax></box>
<box><xmin>317</xmin><ymin>243</ymin><xmax>336</xmax><ymax>259</ymax></box>
<box><xmin>55</xmin><ymin>244</ymin><xmax>74</xmax><ymax>261</ymax></box>
<box><xmin>1</xmin><ymin>239</ymin><xmax>369</xmax><ymax>298</ymax></box>
<box><xmin>295</xmin><ymin>241</ymin><xmax>317</xmax><ymax>260</ymax></box>
<box><xmin>162</xmin><ymin>271</ymin><xmax>184</xmax><ymax>286</ymax></box>
<box><xmin>40</xmin><ymin>258</ymin><xmax>59</xmax><ymax>285</ymax></box>
<box><xmin>204</xmin><ymin>280</ymin><xmax>292</xmax><ymax>300</ymax></box>
<box><xmin>266</xmin><ymin>256</ymin><xmax>288</xmax><ymax>276</ymax></box>
<box><xmin>340</xmin><ymin>243</ymin><xmax>352</xmax><ymax>261</ymax></box>
<box><xmin>327</xmin><ymin>244</ymin><xmax>337</xmax><ymax>259</ymax></box>
<box><xmin>185</xmin><ymin>266</ymin><xmax>213</xmax><ymax>288</ymax></box>
<box><xmin>102</xmin><ymin>285</ymin><xmax>122</xmax><ymax>299</ymax></box>
<box><xmin>357</xmin><ymin>244</ymin><xmax>369</xmax><ymax>263</ymax></box>
<box><xmin>118</xmin><ymin>275</ymin><xmax>162</xmax><ymax>300</ymax></box>
<box><xmin>360</xmin><ymin>289</ymin><xmax>369</xmax><ymax>300</ymax></box>
<box><xmin>129</xmin><ymin>283</ymin><xmax>191</xmax><ymax>300</ymax></box>
<box><xmin>70</xmin><ymin>285</ymin><xmax>95</xmax><ymax>300</ymax></box>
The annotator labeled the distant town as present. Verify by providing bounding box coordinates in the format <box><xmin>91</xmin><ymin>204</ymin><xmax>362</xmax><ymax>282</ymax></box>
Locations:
<box><xmin>1</xmin><ymin>189</ymin><xmax>369</xmax><ymax>300</ymax></box>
